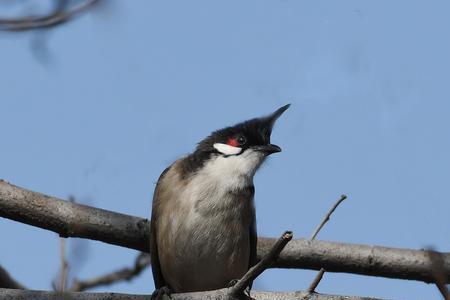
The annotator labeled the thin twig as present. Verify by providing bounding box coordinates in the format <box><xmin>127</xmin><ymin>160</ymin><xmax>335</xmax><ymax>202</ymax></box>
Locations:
<box><xmin>310</xmin><ymin>194</ymin><xmax>347</xmax><ymax>240</ymax></box>
<box><xmin>70</xmin><ymin>252</ymin><xmax>150</xmax><ymax>292</ymax></box>
<box><xmin>426</xmin><ymin>248</ymin><xmax>450</xmax><ymax>300</ymax></box>
<box><xmin>0</xmin><ymin>0</ymin><xmax>99</xmax><ymax>31</ymax></box>
<box><xmin>229</xmin><ymin>231</ymin><xmax>293</xmax><ymax>297</ymax></box>
<box><xmin>306</xmin><ymin>194</ymin><xmax>347</xmax><ymax>294</ymax></box>
<box><xmin>306</xmin><ymin>268</ymin><xmax>325</xmax><ymax>294</ymax></box>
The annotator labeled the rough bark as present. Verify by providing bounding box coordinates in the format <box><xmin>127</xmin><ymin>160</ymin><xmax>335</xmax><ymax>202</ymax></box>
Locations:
<box><xmin>258</xmin><ymin>238</ymin><xmax>450</xmax><ymax>284</ymax></box>
<box><xmin>1</xmin><ymin>180</ymin><xmax>449</xmax><ymax>284</ymax></box>
<box><xmin>0</xmin><ymin>288</ymin><xmax>385</xmax><ymax>300</ymax></box>
<box><xmin>0</xmin><ymin>180</ymin><xmax>148</xmax><ymax>251</ymax></box>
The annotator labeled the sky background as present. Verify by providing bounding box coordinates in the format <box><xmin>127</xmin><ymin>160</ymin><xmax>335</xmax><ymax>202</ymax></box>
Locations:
<box><xmin>1</xmin><ymin>1</ymin><xmax>449</xmax><ymax>299</ymax></box>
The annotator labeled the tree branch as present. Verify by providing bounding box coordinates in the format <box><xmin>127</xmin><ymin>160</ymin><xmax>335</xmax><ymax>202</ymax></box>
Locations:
<box><xmin>229</xmin><ymin>231</ymin><xmax>293</xmax><ymax>297</ymax></box>
<box><xmin>310</xmin><ymin>195</ymin><xmax>347</xmax><ymax>240</ymax></box>
<box><xmin>0</xmin><ymin>180</ymin><xmax>148</xmax><ymax>251</ymax></box>
<box><xmin>0</xmin><ymin>288</ymin><xmax>387</xmax><ymax>300</ymax></box>
<box><xmin>306</xmin><ymin>269</ymin><xmax>325</xmax><ymax>294</ymax></box>
<box><xmin>1</xmin><ymin>180</ymin><xmax>449</xmax><ymax>283</ymax></box>
<box><xmin>307</xmin><ymin>194</ymin><xmax>347</xmax><ymax>293</ymax></box>
<box><xmin>0</xmin><ymin>0</ymin><xmax>99</xmax><ymax>31</ymax></box>
<box><xmin>54</xmin><ymin>237</ymin><xmax>69</xmax><ymax>292</ymax></box>
<box><xmin>426</xmin><ymin>248</ymin><xmax>450</xmax><ymax>300</ymax></box>
<box><xmin>70</xmin><ymin>252</ymin><xmax>150</xmax><ymax>292</ymax></box>
<box><xmin>0</xmin><ymin>266</ymin><xmax>26</xmax><ymax>289</ymax></box>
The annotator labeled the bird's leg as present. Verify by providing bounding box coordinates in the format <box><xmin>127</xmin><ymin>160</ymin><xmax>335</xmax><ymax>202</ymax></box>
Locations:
<box><xmin>243</xmin><ymin>286</ymin><xmax>255</xmax><ymax>300</ymax></box>
<box><xmin>228</xmin><ymin>280</ymin><xmax>254</xmax><ymax>299</ymax></box>
<box><xmin>151</xmin><ymin>286</ymin><xmax>172</xmax><ymax>300</ymax></box>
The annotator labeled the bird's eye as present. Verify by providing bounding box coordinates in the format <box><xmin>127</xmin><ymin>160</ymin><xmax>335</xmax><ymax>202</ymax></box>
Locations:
<box><xmin>226</xmin><ymin>135</ymin><xmax>246</xmax><ymax>147</ymax></box>
<box><xmin>237</xmin><ymin>135</ymin><xmax>247</xmax><ymax>145</ymax></box>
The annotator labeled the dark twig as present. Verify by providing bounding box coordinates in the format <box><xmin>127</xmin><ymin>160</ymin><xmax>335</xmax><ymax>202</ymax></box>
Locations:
<box><xmin>306</xmin><ymin>268</ymin><xmax>325</xmax><ymax>294</ymax></box>
<box><xmin>0</xmin><ymin>0</ymin><xmax>99</xmax><ymax>31</ymax></box>
<box><xmin>306</xmin><ymin>194</ymin><xmax>347</xmax><ymax>294</ymax></box>
<box><xmin>70</xmin><ymin>252</ymin><xmax>150</xmax><ymax>292</ymax></box>
<box><xmin>229</xmin><ymin>231</ymin><xmax>293</xmax><ymax>297</ymax></box>
<box><xmin>426</xmin><ymin>248</ymin><xmax>450</xmax><ymax>300</ymax></box>
<box><xmin>0</xmin><ymin>265</ymin><xmax>26</xmax><ymax>289</ymax></box>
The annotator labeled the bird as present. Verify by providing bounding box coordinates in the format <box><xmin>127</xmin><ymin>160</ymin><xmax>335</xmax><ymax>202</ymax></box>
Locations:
<box><xmin>150</xmin><ymin>104</ymin><xmax>289</xmax><ymax>296</ymax></box>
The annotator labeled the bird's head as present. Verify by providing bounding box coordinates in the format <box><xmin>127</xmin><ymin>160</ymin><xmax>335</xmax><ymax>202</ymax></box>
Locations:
<box><xmin>191</xmin><ymin>104</ymin><xmax>290</xmax><ymax>178</ymax></box>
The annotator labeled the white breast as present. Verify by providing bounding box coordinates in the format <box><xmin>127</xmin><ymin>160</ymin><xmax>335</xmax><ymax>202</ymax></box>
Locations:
<box><xmin>160</xmin><ymin>150</ymin><xmax>262</xmax><ymax>292</ymax></box>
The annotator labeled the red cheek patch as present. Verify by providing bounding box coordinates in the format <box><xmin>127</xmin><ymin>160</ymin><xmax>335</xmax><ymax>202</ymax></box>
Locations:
<box><xmin>227</xmin><ymin>138</ymin><xmax>239</xmax><ymax>147</ymax></box>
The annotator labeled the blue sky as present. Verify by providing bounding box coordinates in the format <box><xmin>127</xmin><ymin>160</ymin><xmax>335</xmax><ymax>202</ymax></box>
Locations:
<box><xmin>1</xmin><ymin>1</ymin><xmax>449</xmax><ymax>299</ymax></box>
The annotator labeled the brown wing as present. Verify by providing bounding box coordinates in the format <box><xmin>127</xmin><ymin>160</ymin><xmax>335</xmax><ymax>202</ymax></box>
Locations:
<box><xmin>248</xmin><ymin>186</ymin><xmax>257</xmax><ymax>290</ymax></box>
<box><xmin>150</xmin><ymin>166</ymin><xmax>171</xmax><ymax>289</ymax></box>
<box><xmin>249</xmin><ymin>217</ymin><xmax>257</xmax><ymax>270</ymax></box>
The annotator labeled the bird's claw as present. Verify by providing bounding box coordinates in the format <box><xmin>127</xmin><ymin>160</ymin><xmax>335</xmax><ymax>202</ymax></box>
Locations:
<box><xmin>244</xmin><ymin>286</ymin><xmax>255</xmax><ymax>299</ymax></box>
<box><xmin>151</xmin><ymin>286</ymin><xmax>172</xmax><ymax>300</ymax></box>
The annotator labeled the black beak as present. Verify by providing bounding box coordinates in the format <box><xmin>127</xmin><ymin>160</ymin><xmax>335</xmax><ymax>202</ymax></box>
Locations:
<box><xmin>253</xmin><ymin>144</ymin><xmax>282</xmax><ymax>155</ymax></box>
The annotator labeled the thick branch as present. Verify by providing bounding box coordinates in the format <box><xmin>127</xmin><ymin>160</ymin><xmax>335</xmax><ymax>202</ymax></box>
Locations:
<box><xmin>0</xmin><ymin>288</ymin><xmax>386</xmax><ymax>300</ymax></box>
<box><xmin>258</xmin><ymin>237</ymin><xmax>450</xmax><ymax>283</ymax></box>
<box><xmin>0</xmin><ymin>180</ymin><xmax>149</xmax><ymax>251</ymax></box>
<box><xmin>1</xmin><ymin>181</ymin><xmax>449</xmax><ymax>283</ymax></box>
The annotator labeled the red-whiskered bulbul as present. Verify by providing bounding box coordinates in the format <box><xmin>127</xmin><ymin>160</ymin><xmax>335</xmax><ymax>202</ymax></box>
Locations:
<box><xmin>150</xmin><ymin>104</ymin><xmax>289</xmax><ymax>294</ymax></box>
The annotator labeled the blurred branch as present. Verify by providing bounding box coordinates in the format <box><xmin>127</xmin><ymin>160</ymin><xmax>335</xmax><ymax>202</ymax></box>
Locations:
<box><xmin>0</xmin><ymin>287</ymin><xmax>388</xmax><ymax>300</ymax></box>
<box><xmin>1</xmin><ymin>180</ymin><xmax>449</xmax><ymax>283</ymax></box>
<box><xmin>0</xmin><ymin>265</ymin><xmax>26</xmax><ymax>289</ymax></box>
<box><xmin>0</xmin><ymin>0</ymin><xmax>99</xmax><ymax>31</ymax></box>
<box><xmin>57</xmin><ymin>237</ymin><xmax>69</xmax><ymax>292</ymax></box>
<box><xmin>70</xmin><ymin>252</ymin><xmax>150</xmax><ymax>292</ymax></box>
<box><xmin>52</xmin><ymin>237</ymin><xmax>69</xmax><ymax>292</ymax></box>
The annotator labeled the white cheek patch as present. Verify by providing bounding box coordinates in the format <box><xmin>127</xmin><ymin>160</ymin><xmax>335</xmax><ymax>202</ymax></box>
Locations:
<box><xmin>213</xmin><ymin>143</ymin><xmax>242</xmax><ymax>156</ymax></box>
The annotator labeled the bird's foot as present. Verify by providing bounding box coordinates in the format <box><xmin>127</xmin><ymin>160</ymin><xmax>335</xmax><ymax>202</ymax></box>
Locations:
<box><xmin>227</xmin><ymin>280</ymin><xmax>253</xmax><ymax>299</ymax></box>
<box><xmin>244</xmin><ymin>287</ymin><xmax>252</xmax><ymax>298</ymax></box>
<box><xmin>151</xmin><ymin>286</ymin><xmax>172</xmax><ymax>300</ymax></box>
